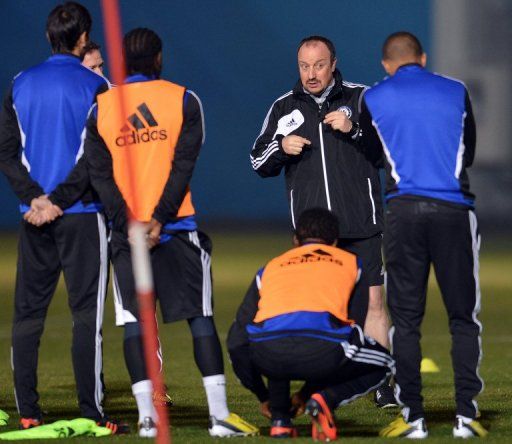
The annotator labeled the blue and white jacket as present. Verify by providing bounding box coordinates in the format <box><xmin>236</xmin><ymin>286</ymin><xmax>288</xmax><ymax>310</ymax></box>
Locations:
<box><xmin>0</xmin><ymin>54</ymin><xmax>107</xmax><ymax>213</ymax></box>
<box><xmin>362</xmin><ymin>64</ymin><xmax>476</xmax><ymax>207</ymax></box>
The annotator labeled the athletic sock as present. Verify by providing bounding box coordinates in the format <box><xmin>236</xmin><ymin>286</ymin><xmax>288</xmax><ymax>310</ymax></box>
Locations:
<box><xmin>188</xmin><ymin>317</ymin><xmax>224</xmax><ymax>376</ymax></box>
<box><xmin>123</xmin><ymin>322</ymin><xmax>147</xmax><ymax>384</ymax></box>
<box><xmin>203</xmin><ymin>374</ymin><xmax>229</xmax><ymax>420</ymax></box>
<box><xmin>132</xmin><ymin>380</ymin><xmax>157</xmax><ymax>423</ymax></box>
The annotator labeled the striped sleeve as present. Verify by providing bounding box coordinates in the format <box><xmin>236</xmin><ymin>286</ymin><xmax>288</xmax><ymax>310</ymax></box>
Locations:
<box><xmin>250</xmin><ymin>92</ymin><xmax>292</xmax><ymax>177</ymax></box>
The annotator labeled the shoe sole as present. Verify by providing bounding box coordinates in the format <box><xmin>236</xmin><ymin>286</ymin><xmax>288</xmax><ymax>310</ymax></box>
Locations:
<box><xmin>453</xmin><ymin>425</ymin><xmax>487</xmax><ymax>438</ymax></box>
<box><xmin>270</xmin><ymin>426</ymin><xmax>298</xmax><ymax>438</ymax></box>
<box><xmin>139</xmin><ymin>429</ymin><xmax>158</xmax><ymax>438</ymax></box>
<box><xmin>404</xmin><ymin>429</ymin><xmax>428</xmax><ymax>439</ymax></box>
<box><xmin>376</xmin><ymin>403</ymin><xmax>399</xmax><ymax>409</ymax></box>
<box><xmin>19</xmin><ymin>420</ymin><xmax>42</xmax><ymax>430</ymax></box>
<box><xmin>209</xmin><ymin>430</ymin><xmax>257</xmax><ymax>437</ymax></box>
<box><xmin>209</xmin><ymin>426</ymin><xmax>258</xmax><ymax>438</ymax></box>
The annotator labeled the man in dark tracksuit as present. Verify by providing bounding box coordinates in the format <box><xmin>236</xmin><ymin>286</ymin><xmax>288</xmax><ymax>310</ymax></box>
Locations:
<box><xmin>227</xmin><ymin>208</ymin><xmax>394</xmax><ymax>440</ymax></box>
<box><xmin>0</xmin><ymin>2</ymin><xmax>110</xmax><ymax>428</ymax></box>
<box><xmin>361</xmin><ymin>32</ymin><xmax>487</xmax><ymax>439</ymax></box>
<box><xmin>250</xmin><ymin>36</ymin><xmax>395</xmax><ymax>405</ymax></box>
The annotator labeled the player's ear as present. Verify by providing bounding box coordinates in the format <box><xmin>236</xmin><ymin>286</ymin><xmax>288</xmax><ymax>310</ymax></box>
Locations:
<box><xmin>381</xmin><ymin>59</ymin><xmax>393</xmax><ymax>76</ymax></box>
<box><xmin>331</xmin><ymin>57</ymin><xmax>337</xmax><ymax>72</ymax></box>
<box><xmin>153</xmin><ymin>51</ymin><xmax>163</xmax><ymax>77</ymax></box>
<box><xmin>293</xmin><ymin>235</ymin><xmax>299</xmax><ymax>246</ymax></box>
<box><xmin>420</xmin><ymin>52</ymin><xmax>427</xmax><ymax>67</ymax></box>
<box><xmin>76</xmin><ymin>32</ymin><xmax>88</xmax><ymax>52</ymax></box>
<box><xmin>71</xmin><ymin>32</ymin><xmax>87</xmax><ymax>57</ymax></box>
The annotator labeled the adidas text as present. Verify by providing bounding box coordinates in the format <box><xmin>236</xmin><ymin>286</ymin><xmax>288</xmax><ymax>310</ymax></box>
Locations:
<box><xmin>115</xmin><ymin>129</ymin><xmax>168</xmax><ymax>146</ymax></box>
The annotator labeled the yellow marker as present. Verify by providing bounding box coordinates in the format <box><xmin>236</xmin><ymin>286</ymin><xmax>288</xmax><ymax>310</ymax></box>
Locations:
<box><xmin>421</xmin><ymin>358</ymin><xmax>440</xmax><ymax>373</ymax></box>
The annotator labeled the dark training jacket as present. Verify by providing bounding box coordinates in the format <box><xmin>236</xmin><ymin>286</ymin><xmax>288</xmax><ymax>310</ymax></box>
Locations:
<box><xmin>251</xmin><ymin>69</ymin><xmax>383</xmax><ymax>238</ymax></box>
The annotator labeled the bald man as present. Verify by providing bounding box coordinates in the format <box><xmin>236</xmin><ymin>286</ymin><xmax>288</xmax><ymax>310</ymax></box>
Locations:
<box><xmin>360</xmin><ymin>32</ymin><xmax>486</xmax><ymax>439</ymax></box>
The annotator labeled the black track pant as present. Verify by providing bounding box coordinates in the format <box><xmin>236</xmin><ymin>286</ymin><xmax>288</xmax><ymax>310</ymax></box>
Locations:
<box><xmin>384</xmin><ymin>198</ymin><xmax>483</xmax><ymax>421</ymax></box>
<box><xmin>12</xmin><ymin>214</ymin><xmax>108</xmax><ymax>420</ymax></box>
<box><xmin>251</xmin><ymin>327</ymin><xmax>393</xmax><ymax>420</ymax></box>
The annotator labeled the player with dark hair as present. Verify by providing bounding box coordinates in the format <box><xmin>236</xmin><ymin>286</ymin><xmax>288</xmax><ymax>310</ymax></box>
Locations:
<box><xmin>79</xmin><ymin>35</ymin><xmax>172</xmax><ymax>409</ymax></box>
<box><xmin>46</xmin><ymin>1</ymin><xmax>92</xmax><ymax>53</ymax></box>
<box><xmin>250</xmin><ymin>35</ymin><xmax>395</xmax><ymax>407</ymax></box>
<box><xmin>360</xmin><ymin>31</ymin><xmax>486</xmax><ymax>438</ymax></box>
<box><xmin>227</xmin><ymin>208</ymin><xmax>394</xmax><ymax>440</ymax></box>
<box><xmin>123</xmin><ymin>28</ymin><xmax>163</xmax><ymax>76</ymax></box>
<box><xmin>84</xmin><ymin>27</ymin><xmax>258</xmax><ymax>438</ymax></box>
<box><xmin>0</xmin><ymin>1</ymin><xmax>122</xmax><ymax>432</ymax></box>
<box><xmin>298</xmin><ymin>35</ymin><xmax>337</xmax><ymax>63</ymax></box>
<box><xmin>294</xmin><ymin>207</ymin><xmax>339</xmax><ymax>245</ymax></box>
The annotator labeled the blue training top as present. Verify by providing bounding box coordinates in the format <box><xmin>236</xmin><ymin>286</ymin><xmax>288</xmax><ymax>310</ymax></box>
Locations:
<box><xmin>12</xmin><ymin>54</ymin><xmax>106</xmax><ymax>213</ymax></box>
<box><xmin>364</xmin><ymin>64</ymin><xmax>475</xmax><ymax>207</ymax></box>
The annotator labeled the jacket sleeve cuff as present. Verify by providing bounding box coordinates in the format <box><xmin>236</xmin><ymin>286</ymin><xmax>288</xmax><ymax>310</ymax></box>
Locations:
<box><xmin>152</xmin><ymin>210</ymin><xmax>168</xmax><ymax>226</ymax></box>
<box><xmin>24</xmin><ymin>189</ymin><xmax>45</xmax><ymax>206</ymax></box>
<box><xmin>348</xmin><ymin>120</ymin><xmax>361</xmax><ymax>139</ymax></box>
<box><xmin>275</xmin><ymin>135</ymin><xmax>292</xmax><ymax>157</ymax></box>
<box><xmin>255</xmin><ymin>387</ymin><xmax>270</xmax><ymax>403</ymax></box>
<box><xmin>47</xmin><ymin>193</ymin><xmax>65</xmax><ymax>209</ymax></box>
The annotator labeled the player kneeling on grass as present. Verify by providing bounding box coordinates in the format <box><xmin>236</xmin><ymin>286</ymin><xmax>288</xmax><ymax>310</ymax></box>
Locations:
<box><xmin>84</xmin><ymin>27</ymin><xmax>257</xmax><ymax>438</ymax></box>
<box><xmin>227</xmin><ymin>208</ymin><xmax>394</xmax><ymax>440</ymax></box>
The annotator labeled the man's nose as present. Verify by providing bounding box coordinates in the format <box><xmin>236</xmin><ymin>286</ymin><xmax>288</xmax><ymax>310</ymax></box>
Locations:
<box><xmin>307</xmin><ymin>67</ymin><xmax>316</xmax><ymax>79</ymax></box>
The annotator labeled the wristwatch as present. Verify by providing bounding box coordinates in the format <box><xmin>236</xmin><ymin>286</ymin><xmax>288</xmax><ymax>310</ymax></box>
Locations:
<box><xmin>348</xmin><ymin>120</ymin><xmax>360</xmax><ymax>138</ymax></box>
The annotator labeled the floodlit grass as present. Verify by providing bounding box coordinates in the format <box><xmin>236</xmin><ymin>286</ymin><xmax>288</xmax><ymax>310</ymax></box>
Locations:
<box><xmin>0</xmin><ymin>231</ymin><xmax>510</xmax><ymax>443</ymax></box>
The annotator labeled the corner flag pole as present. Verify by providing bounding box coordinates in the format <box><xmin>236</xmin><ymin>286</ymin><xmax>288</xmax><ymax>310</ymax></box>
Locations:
<box><xmin>99</xmin><ymin>1</ymin><xmax>171</xmax><ymax>442</ymax></box>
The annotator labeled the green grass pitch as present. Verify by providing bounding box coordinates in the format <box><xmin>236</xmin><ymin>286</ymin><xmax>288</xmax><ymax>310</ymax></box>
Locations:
<box><xmin>0</xmin><ymin>231</ymin><xmax>510</xmax><ymax>443</ymax></box>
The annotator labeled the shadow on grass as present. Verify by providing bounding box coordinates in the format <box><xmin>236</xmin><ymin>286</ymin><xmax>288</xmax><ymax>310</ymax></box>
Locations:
<box><xmin>427</xmin><ymin>407</ymin><xmax>499</xmax><ymax>432</ymax></box>
<box><xmin>259</xmin><ymin>419</ymin><xmax>382</xmax><ymax>439</ymax></box>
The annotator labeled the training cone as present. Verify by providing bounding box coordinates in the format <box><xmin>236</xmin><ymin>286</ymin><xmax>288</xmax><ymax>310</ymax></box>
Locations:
<box><xmin>421</xmin><ymin>358</ymin><xmax>440</xmax><ymax>373</ymax></box>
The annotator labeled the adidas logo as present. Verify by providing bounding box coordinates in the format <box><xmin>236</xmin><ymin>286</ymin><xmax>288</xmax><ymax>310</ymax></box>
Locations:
<box><xmin>115</xmin><ymin>102</ymin><xmax>167</xmax><ymax>147</ymax></box>
<box><xmin>281</xmin><ymin>249</ymin><xmax>343</xmax><ymax>267</ymax></box>
<box><xmin>286</xmin><ymin>117</ymin><xmax>297</xmax><ymax>128</ymax></box>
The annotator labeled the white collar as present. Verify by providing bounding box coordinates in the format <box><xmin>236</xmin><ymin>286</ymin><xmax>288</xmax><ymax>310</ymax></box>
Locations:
<box><xmin>303</xmin><ymin>78</ymin><xmax>335</xmax><ymax>108</ymax></box>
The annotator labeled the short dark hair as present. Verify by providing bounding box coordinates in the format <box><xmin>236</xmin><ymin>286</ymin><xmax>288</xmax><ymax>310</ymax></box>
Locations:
<box><xmin>295</xmin><ymin>208</ymin><xmax>339</xmax><ymax>245</ymax></box>
<box><xmin>298</xmin><ymin>36</ymin><xmax>336</xmax><ymax>63</ymax></box>
<box><xmin>382</xmin><ymin>31</ymin><xmax>423</xmax><ymax>61</ymax></box>
<box><xmin>80</xmin><ymin>40</ymin><xmax>100</xmax><ymax>61</ymax></box>
<box><xmin>46</xmin><ymin>2</ymin><xmax>92</xmax><ymax>53</ymax></box>
<box><xmin>123</xmin><ymin>28</ymin><xmax>162</xmax><ymax>76</ymax></box>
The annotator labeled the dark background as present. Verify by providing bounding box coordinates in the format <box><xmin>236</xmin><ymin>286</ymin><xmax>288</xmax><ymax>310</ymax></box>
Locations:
<box><xmin>0</xmin><ymin>0</ymin><xmax>431</xmax><ymax>228</ymax></box>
